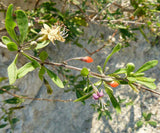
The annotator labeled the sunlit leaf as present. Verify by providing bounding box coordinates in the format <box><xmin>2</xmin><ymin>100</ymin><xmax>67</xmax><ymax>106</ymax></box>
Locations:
<box><xmin>136</xmin><ymin>60</ymin><xmax>158</xmax><ymax>73</ymax></box>
<box><xmin>7</xmin><ymin>42</ymin><xmax>18</xmax><ymax>51</ymax></box>
<box><xmin>104</xmin><ymin>84</ymin><xmax>121</xmax><ymax>113</ymax></box>
<box><xmin>74</xmin><ymin>92</ymin><xmax>93</xmax><ymax>102</ymax></box>
<box><xmin>1</xmin><ymin>36</ymin><xmax>12</xmax><ymax>45</ymax></box>
<box><xmin>148</xmin><ymin>121</ymin><xmax>157</xmax><ymax>127</ymax></box>
<box><xmin>7</xmin><ymin>54</ymin><xmax>18</xmax><ymax>84</ymax></box>
<box><xmin>44</xmin><ymin>78</ymin><xmax>53</xmax><ymax>94</ymax></box>
<box><xmin>136</xmin><ymin>120</ymin><xmax>143</xmax><ymax>128</ymax></box>
<box><xmin>5</xmin><ymin>4</ymin><xmax>18</xmax><ymax>42</ymax></box>
<box><xmin>16</xmin><ymin>10</ymin><xmax>28</xmax><ymax>43</ymax></box>
<box><xmin>46</xmin><ymin>68</ymin><xmax>64</xmax><ymax>88</ymax></box>
<box><xmin>35</xmin><ymin>40</ymin><xmax>50</xmax><ymax>49</ymax></box>
<box><xmin>4</xmin><ymin>97</ymin><xmax>23</xmax><ymax>104</ymax></box>
<box><xmin>103</xmin><ymin>43</ymin><xmax>121</xmax><ymax>72</ymax></box>
<box><xmin>17</xmin><ymin>62</ymin><xmax>37</xmax><ymax>79</ymax></box>
<box><xmin>39</xmin><ymin>51</ymin><xmax>48</xmax><ymax>62</ymax></box>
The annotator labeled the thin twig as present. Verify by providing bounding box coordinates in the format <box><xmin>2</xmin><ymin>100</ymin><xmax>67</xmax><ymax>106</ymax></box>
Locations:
<box><xmin>132</xmin><ymin>83</ymin><xmax>160</xmax><ymax>96</ymax></box>
<box><xmin>84</xmin><ymin>30</ymin><xmax>118</xmax><ymax>56</ymax></box>
<box><xmin>0</xmin><ymin>88</ymin><xmax>73</xmax><ymax>102</ymax></box>
<box><xmin>70</xmin><ymin>1</ymin><xmax>90</xmax><ymax>21</ymax></box>
<box><xmin>23</xmin><ymin>52</ymin><xmax>160</xmax><ymax>96</ymax></box>
<box><xmin>96</xmin><ymin>19</ymin><xmax>146</xmax><ymax>25</ymax></box>
<box><xmin>34</xmin><ymin>0</ymin><xmax>41</xmax><ymax>10</ymax></box>
<box><xmin>91</xmin><ymin>2</ymin><xmax>112</xmax><ymax>22</ymax></box>
<box><xmin>112</xmin><ymin>2</ymin><xmax>134</xmax><ymax>12</ymax></box>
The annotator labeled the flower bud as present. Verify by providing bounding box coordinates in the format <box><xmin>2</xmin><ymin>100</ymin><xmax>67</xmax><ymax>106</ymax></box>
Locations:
<box><xmin>93</xmin><ymin>93</ymin><xmax>99</xmax><ymax>100</ymax></box>
<box><xmin>80</xmin><ymin>56</ymin><xmax>93</xmax><ymax>63</ymax></box>
<box><xmin>108</xmin><ymin>81</ymin><xmax>119</xmax><ymax>88</ymax></box>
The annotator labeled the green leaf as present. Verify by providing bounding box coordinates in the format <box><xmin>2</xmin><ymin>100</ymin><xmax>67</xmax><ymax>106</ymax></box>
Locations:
<box><xmin>39</xmin><ymin>51</ymin><xmax>48</xmax><ymax>62</ymax></box>
<box><xmin>103</xmin><ymin>43</ymin><xmax>121</xmax><ymax>72</ymax></box>
<box><xmin>104</xmin><ymin>84</ymin><xmax>121</xmax><ymax>113</ymax></box>
<box><xmin>17</xmin><ymin>62</ymin><xmax>37</xmax><ymax>79</ymax></box>
<box><xmin>16</xmin><ymin>10</ymin><xmax>28</xmax><ymax>43</ymax></box>
<box><xmin>43</xmin><ymin>78</ymin><xmax>53</xmax><ymax>94</ymax></box>
<box><xmin>11</xmin><ymin>118</ymin><xmax>19</xmax><ymax>125</ymax></box>
<box><xmin>0</xmin><ymin>77</ymin><xmax>7</xmax><ymax>83</ymax></box>
<box><xmin>74</xmin><ymin>92</ymin><xmax>93</xmax><ymax>102</ymax></box>
<box><xmin>35</xmin><ymin>40</ymin><xmax>50</xmax><ymax>49</ymax></box>
<box><xmin>97</xmin><ymin>65</ymin><xmax>103</xmax><ymax>74</ymax></box>
<box><xmin>136</xmin><ymin>80</ymin><xmax>156</xmax><ymax>89</ymax></box>
<box><xmin>135</xmin><ymin>77</ymin><xmax>156</xmax><ymax>82</ymax></box>
<box><xmin>136</xmin><ymin>60</ymin><xmax>158</xmax><ymax>73</ymax></box>
<box><xmin>1</xmin><ymin>36</ymin><xmax>12</xmax><ymax>45</ymax></box>
<box><xmin>136</xmin><ymin>120</ymin><xmax>143</xmax><ymax>128</ymax></box>
<box><xmin>125</xmin><ymin>100</ymin><xmax>134</xmax><ymax>107</ymax></box>
<box><xmin>0</xmin><ymin>124</ymin><xmax>8</xmax><ymax>128</ymax></box>
<box><xmin>46</xmin><ymin>68</ymin><xmax>64</xmax><ymax>88</ymax></box>
<box><xmin>129</xmin><ymin>83</ymin><xmax>139</xmax><ymax>93</ymax></box>
<box><xmin>39</xmin><ymin>66</ymin><xmax>46</xmax><ymax>80</ymax></box>
<box><xmin>4</xmin><ymin>97</ymin><xmax>23</xmax><ymax>104</ymax></box>
<box><xmin>5</xmin><ymin>4</ymin><xmax>18</xmax><ymax>42</ymax></box>
<box><xmin>0</xmin><ymin>85</ymin><xmax>18</xmax><ymax>94</ymax></box>
<box><xmin>7</xmin><ymin>42</ymin><xmax>18</xmax><ymax>51</ymax></box>
<box><xmin>144</xmin><ymin>113</ymin><xmax>152</xmax><ymax>121</ymax></box>
<box><xmin>81</xmin><ymin>67</ymin><xmax>89</xmax><ymax>76</ymax></box>
<box><xmin>131</xmin><ymin>72</ymin><xmax>145</xmax><ymax>77</ymax></box>
<box><xmin>148</xmin><ymin>121</ymin><xmax>157</xmax><ymax>127</ymax></box>
<box><xmin>22</xmin><ymin>52</ymin><xmax>40</xmax><ymax>68</ymax></box>
<box><xmin>113</xmin><ymin>68</ymin><xmax>126</xmax><ymax>74</ymax></box>
<box><xmin>7</xmin><ymin>54</ymin><xmax>18</xmax><ymax>84</ymax></box>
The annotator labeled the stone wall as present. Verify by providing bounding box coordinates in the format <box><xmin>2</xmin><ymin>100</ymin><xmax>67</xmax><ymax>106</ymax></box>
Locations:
<box><xmin>0</xmin><ymin>0</ymin><xmax>160</xmax><ymax>133</ymax></box>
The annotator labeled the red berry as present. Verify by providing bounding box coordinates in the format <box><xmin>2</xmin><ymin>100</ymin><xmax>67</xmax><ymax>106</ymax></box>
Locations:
<box><xmin>108</xmin><ymin>81</ymin><xmax>119</xmax><ymax>88</ymax></box>
<box><xmin>80</xmin><ymin>56</ymin><xmax>93</xmax><ymax>63</ymax></box>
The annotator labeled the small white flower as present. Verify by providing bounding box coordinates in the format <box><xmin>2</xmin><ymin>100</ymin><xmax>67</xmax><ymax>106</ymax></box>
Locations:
<box><xmin>37</xmin><ymin>24</ymin><xmax>68</xmax><ymax>44</ymax></box>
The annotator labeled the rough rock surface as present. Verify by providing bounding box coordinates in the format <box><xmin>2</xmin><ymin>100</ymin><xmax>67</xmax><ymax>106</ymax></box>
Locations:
<box><xmin>0</xmin><ymin>1</ymin><xmax>160</xmax><ymax>133</ymax></box>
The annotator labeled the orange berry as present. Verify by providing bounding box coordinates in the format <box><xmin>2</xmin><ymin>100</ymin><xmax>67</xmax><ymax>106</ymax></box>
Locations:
<box><xmin>80</xmin><ymin>56</ymin><xmax>93</xmax><ymax>63</ymax></box>
<box><xmin>108</xmin><ymin>81</ymin><xmax>119</xmax><ymax>88</ymax></box>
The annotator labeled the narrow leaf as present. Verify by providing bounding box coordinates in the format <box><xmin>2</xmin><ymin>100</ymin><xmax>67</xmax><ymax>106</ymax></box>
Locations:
<box><xmin>136</xmin><ymin>120</ymin><xmax>143</xmax><ymax>128</ymax></box>
<box><xmin>148</xmin><ymin>121</ymin><xmax>157</xmax><ymax>127</ymax></box>
<box><xmin>1</xmin><ymin>36</ymin><xmax>12</xmax><ymax>45</ymax></box>
<box><xmin>16</xmin><ymin>10</ymin><xmax>28</xmax><ymax>43</ymax></box>
<box><xmin>136</xmin><ymin>80</ymin><xmax>156</xmax><ymax>89</ymax></box>
<box><xmin>0</xmin><ymin>85</ymin><xmax>18</xmax><ymax>94</ymax></box>
<box><xmin>7</xmin><ymin>54</ymin><xmax>18</xmax><ymax>84</ymax></box>
<box><xmin>135</xmin><ymin>77</ymin><xmax>156</xmax><ymax>82</ymax></box>
<box><xmin>113</xmin><ymin>68</ymin><xmax>126</xmax><ymax>74</ymax></box>
<box><xmin>7</xmin><ymin>42</ymin><xmax>18</xmax><ymax>51</ymax></box>
<box><xmin>74</xmin><ymin>92</ymin><xmax>93</xmax><ymax>102</ymax></box>
<box><xmin>129</xmin><ymin>83</ymin><xmax>139</xmax><ymax>93</ymax></box>
<box><xmin>104</xmin><ymin>84</ymin><xmax>121</xmax><ymax>113</ymax></box>
<box><xmin>39</xmin><ymin>51</ymin><xmax>48</xmax><ymax>62</ymax></box>
<box><xmin>35</xmin><ymin>40</ymin><xmax>50</xmax><ymax>49</ymax></box>
<box><xmin>39</xmin><ymin>66</ymin><xmax>46</xmax><ymax>80</ymax></box>
<box><xmin>22</xmin><ymin>52</ymin><xmax>40</xmax><ymax>68</ymax></box>
<box><xmin>5</xmin><ymin>4</ymin><xmax>18</xmax><ymax>42</ymax></box>
<box><xmin>4</xmin><ymin>97</ymin><xmax>23</xmax><ymax>104</ymax></box>
<box><xmin>136</xmin><ymin>60</ymin><xmax>158</xmax><ymax>73</ymax></box>
<box><xmin>17</xmin><ymin>62</ymin><xmax>37</xmax><ymax>79</ymax></box>
<box><xmin>46</xmin><ymin>68</ymin><xmax>64</xmax><ymax>88</ymax></box>
<box><xmin>0</xmin><ymin>77</ymin><xmax>7</xmax><ymax>83</ymax></box>
<box><xmin>44</xmin><ymin>78</ymin><xmax>53</xmax><ymax>94</ymax></box>
<box><xmin>103</xmin><ymin>43</ymin><xmax>121</xmax><ymax>72</ymax></box>
<box><xmin>0</xmin><ymin>124</ymin><xmax>8</xmax><ymax>128</ymax></box>
<box><xmin>145</xmin><ymin>113</ymin><xmax>152</xmax><ymax>121</ymax></box>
